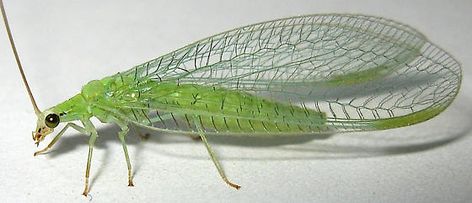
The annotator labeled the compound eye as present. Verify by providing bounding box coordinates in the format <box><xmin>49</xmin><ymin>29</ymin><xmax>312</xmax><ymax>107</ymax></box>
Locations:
<box><xmin>45</xmin><ymin>114</ymin><xmax>60</xmax><ymax>128</ymax></box>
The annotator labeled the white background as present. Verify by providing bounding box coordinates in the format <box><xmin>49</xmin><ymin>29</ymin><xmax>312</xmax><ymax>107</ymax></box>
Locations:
<box><xmin>1</xmin><ymin>0</ymin><xmax>471</xmax><ymax>202</ymax></box>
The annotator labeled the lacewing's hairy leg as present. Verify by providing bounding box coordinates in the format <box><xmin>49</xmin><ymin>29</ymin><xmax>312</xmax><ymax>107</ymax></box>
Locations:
<box><xmin>193</xmin><ymin>116</ymin><xmax>241</xmax><ymax>190</ymax></box>
<box><xmin>34</xmin><ymin>123</ymin><xmax>87</xmax><ymax>156</ymax></box>
<box><xmin>81</xmin><ymin>119</ymin><xmax>98</xmax><ymax>197</ymax></box>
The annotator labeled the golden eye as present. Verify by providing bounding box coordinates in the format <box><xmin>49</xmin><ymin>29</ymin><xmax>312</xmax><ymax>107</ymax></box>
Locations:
<box><xmin>45</xmin><ymin>114</ymin><xmax>60</xmax><ymax>128</ymax></box>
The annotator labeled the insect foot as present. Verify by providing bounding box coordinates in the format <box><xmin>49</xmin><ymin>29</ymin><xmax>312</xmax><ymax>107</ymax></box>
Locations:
<box><xmin>228</xmin><ymin>181</ymin><xmax>241</xmax><ymax>190</ymax></box>
<box><xmin>137</xmin><ymin>133</ymin><xmax>150</xmax><ymax>140</ymax></box>
<box><xmin>191</xmin><ymin>135</ymin><xmax>202</xmax><ymax>141</ymax></box>
<box><xmin>82</xmin><ymin>184</ymin><xmax>89</xmax><ymax>197</ymax></box>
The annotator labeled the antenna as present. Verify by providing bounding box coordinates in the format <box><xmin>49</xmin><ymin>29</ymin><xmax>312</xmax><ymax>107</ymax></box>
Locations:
<box><xmin>0</xmin><ymin>0</ymin><xmax>41</xmax><ymax>114</ymax></box>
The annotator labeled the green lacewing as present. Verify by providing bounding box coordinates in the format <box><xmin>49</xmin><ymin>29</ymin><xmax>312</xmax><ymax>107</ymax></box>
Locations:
<box><xmin>1</xmin><ymin>1</ymin><xmax>461</xmax><ymax>196</ymax></box>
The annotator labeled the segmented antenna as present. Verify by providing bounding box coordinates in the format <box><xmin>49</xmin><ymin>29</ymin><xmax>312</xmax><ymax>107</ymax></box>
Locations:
<box><xmin>1</xmin><ymin>0</ymin><xmax>41</xmax><ymax>114</ymax></box>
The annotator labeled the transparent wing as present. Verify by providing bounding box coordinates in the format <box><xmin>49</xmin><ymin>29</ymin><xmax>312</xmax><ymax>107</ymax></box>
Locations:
<box><xmin>121</xmin><ymin>14</ymin><xmax>461</xmax><ymax>132</ymax></box>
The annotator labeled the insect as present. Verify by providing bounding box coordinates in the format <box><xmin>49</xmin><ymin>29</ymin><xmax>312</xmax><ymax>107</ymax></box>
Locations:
<box><xmin>2</xmin><ymin>1</ymin><xmax>462</xmax><ymax>196</ymax></box>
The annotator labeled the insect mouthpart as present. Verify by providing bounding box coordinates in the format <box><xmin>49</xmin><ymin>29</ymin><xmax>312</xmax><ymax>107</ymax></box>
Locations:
<box><xmin>33</xmin><ymin>126</ymin><xmax>52</xmax><ymax>147</ymax></box>
<box><xmin>33</xmin><ymin>131</ymin><xmax>43</xmax><ymax>147</ymax></box>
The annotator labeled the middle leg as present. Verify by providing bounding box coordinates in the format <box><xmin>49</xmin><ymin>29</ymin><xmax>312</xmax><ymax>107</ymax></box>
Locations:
<box><xmin>116</xmin><ymin>123</ymin><xmax>134</xmax><ymax>186</ymax></box>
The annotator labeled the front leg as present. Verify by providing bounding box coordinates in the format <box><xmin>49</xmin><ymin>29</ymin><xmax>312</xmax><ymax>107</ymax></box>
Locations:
<box><xmin>81</xmin><ymin>119</ymin><xmax>98</xmax><ymax>197</ymax></box>
<box><xmin>34</xmin><ymin>122</ymin><xmax>87</xmax><ymax>156</ymax></box>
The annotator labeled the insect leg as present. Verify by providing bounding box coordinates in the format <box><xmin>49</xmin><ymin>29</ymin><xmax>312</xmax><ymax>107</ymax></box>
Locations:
<box><xmin>193</xmin><ymin>117</ymin><xmax>241</xmax><ymax>189</ymax></box>
<box><xmin>116</xmin><ymin>123</ymin><xmax>134</xmax><ymax>186</ymax></box>
<box><xmin>81</xmin><ymin>119</ymin><xmax>98</xmax><ymax>197</ymax></box>
<box><xmin>34</xmin><ymin>122</ymin><xmax>86</xmax><ymax>156</ymax></box>
<box><xmin>92</xmin><ymin>106</ymin><xmax>136</xmax><ymax>186</ymax></box>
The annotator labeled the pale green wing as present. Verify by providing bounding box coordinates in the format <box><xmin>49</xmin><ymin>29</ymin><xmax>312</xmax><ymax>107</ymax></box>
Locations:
<box><xmin>121</xmin><ymin>14</ymin><xmax>461</xmax><ymax>132</ymax></box>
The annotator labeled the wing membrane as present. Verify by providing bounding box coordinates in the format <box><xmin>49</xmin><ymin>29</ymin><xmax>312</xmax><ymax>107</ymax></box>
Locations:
<box><xmin>120</xmin><ymin>14</ymin><xmax>461</xmax><ymax>132</ymax></box>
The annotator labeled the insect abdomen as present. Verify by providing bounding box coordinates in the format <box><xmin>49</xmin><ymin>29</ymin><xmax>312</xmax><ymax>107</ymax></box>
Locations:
<box><xmin>148</xmin><ymin>82</ymin><xmax>327</xmax><ymax>135</ymax></box>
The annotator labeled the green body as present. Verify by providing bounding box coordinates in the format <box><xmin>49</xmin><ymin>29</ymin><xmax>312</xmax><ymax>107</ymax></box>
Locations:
<box><xmin>52</xmin><ymin>75</ymin><xmax>327</xmax><ymax>136</ymax></box>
